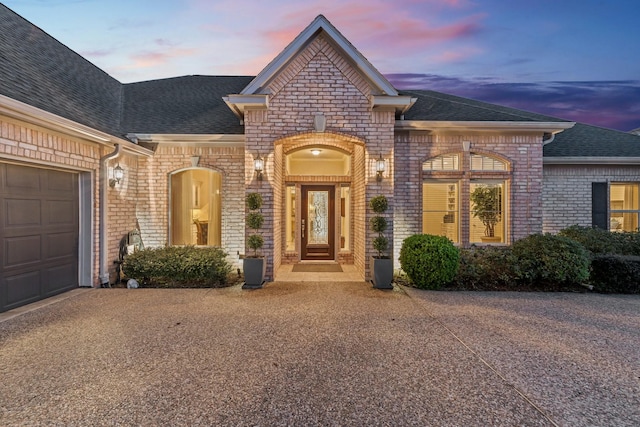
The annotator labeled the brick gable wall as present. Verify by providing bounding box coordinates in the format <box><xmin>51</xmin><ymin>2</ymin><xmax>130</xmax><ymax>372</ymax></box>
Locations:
<box><xmin>244</xmin><ymin>34</ymin><xmax>395</xmax><ymax>280</ymax></box>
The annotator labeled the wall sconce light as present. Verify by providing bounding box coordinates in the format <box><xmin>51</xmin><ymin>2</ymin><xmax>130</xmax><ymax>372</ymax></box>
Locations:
<box><xmin>376</xmin><ymin>154</ymin><xmax>386</xmax><ymax>182</ymax></box>
<box><xmin>109</xmin><ymin>163</ymin><xmax>124</xmax><ymax>187</ymax></box>
<box><xmin>254</xmin><ymin>154</ymin><xmax>264</xmax><ymax>181</ymax></box>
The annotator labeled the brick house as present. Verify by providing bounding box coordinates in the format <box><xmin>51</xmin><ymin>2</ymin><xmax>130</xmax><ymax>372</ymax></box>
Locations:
<box><xmin>1</xmin><ymin>6</ymin><xmax>639</xmax><ymax>311</ymax></box>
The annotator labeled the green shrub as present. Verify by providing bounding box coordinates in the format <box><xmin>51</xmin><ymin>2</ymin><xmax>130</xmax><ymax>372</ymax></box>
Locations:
<box><xmin>122</xmin><ymin>246</ymin><xmax>232</xmax><ymax>288</ymax></box>
<box><xmin>370</xmin><ymin>195</ymin><xmax>389</xmax><ymax>213</ymax></box>
<box><xmin>559</xmin><ymin>225</ymin><xmax>640</xmax><ymax>255</ymax></box>
<box><xmin>246</xmin><ymin>192</ymin><xmax>263</xmax><ymax>211</ymax></box>
<box><xmin>511</xmin><ymin>233</ymin><xmax>590</xmax><ymax>287</ymax></box>
<box><xmin>590</xmin><ymin>255</ymin><xmax>640</xmax><ymax>294</ymax></box>
<box><xmin>399</xmin><ymin>234</ymin><xmax>459</xmax><ymax>290</ymax></box>
<box><xmin>452</xmin><ymin>246</ymin><xmax>519</xmax><ymax>290</ymax></box>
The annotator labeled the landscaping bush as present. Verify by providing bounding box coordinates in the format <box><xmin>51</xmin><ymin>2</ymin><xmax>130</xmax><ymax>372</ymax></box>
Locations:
<box><xmin>511</xmin><ymin>233</ymin><xmax>590</xmax><ymax>287</ymax></box>
<box><xmin>399</xmin><ymin>234</ymin><xmax>459</xmax><ymax>290</ymax></box>
<box><xmin>122</xmin><ymin>245</ymin><xmax>233</xmax><ymax>288</ymax></box>
<box><xmin>559</xmin><ymin>225</ymin><xmax>640</xmax><ymax>255</ymax></box>
<box><xmin>590</xmin><ymin>254</ymin><xmax>640</xmax><ymax>294</ymax></box>
<box><xmin>451</xmin><ymin>246</ymin><xmax>519</xmax><ymax>290</ymax></box>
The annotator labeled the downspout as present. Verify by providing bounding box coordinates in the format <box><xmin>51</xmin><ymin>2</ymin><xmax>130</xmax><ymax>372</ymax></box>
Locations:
<box><xmin>542</xmin><ymin>132</ymin><xmax>555</xmax><ymax>145</ymax></box>
<box><xmin>99</xmin><ymin>143</ymin><xmax>121</xmax><ymax>287</ymax></box>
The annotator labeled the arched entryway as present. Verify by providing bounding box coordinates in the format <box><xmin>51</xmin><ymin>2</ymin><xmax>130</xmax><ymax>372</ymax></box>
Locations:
<box><xmin>273</xmin><ymin>132</ymin><xmax>366</xmax><ymax>279</ymax></box>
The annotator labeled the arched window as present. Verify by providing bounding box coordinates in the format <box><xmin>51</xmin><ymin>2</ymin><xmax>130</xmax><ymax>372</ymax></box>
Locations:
<box><xmin>170</xmin><ymin>169</ymin><xmax>222</xmax><ymax>246</ymax></box>
<box><xmin>422</xmin><ymin>152</ymin><xmax>510</xmax><ymax>245</ymax></box>
<box><xmin>422</xmin><ymin>154</ymin><xmax>460</xmax><ymax>171</ymax></box>
<box><xmin>471</xmin><ymin>154</ymin><xmax>507</xmax><ymax>171</ymax></box>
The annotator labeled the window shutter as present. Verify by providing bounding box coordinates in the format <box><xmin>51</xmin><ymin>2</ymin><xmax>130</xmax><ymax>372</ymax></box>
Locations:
<box><xmin>592</xmin><ymin>182</ymin><xmax>608</xmax><ymax>229</ymax></box>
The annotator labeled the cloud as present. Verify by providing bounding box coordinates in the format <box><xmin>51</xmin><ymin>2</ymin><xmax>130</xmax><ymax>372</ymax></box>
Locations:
<box><xmin>387</xmin><ymin>73</ymin><xmax>640</xmax><ymax>131</ymax></box>
<box><xmin>80</xmin><ymin>48</ymin><xmax>114</xmax><ymax>58</ymax></box>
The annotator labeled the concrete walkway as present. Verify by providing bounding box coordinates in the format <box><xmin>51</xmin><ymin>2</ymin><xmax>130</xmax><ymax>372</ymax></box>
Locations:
<box><xmin>0</xmin><ymin>283</ymin><xmax>638</xmax><ymax>426</ymax></box>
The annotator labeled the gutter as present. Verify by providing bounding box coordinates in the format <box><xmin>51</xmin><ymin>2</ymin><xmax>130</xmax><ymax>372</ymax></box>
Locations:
<box><xmin>98</xmin><ymin>143</ymin><xmax>121</xmax><ymax>287</ymax></box>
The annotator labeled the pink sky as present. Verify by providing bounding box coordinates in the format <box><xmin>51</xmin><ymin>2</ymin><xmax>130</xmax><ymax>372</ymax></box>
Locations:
<box><xmin>3</xmin><ymin>0</ymin><xmax>639</xmax><ymax>131</ymax></box>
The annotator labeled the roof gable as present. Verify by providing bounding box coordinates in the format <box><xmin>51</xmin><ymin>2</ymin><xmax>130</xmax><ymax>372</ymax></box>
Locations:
<box><xmin>240</xmin><ymin>15</ymin><xmax>398</xmax><ymax>96</ymax></box>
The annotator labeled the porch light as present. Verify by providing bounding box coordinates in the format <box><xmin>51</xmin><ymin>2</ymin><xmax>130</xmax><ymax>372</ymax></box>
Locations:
<box><xmin>254</xmin><ymin>154</ymin><xmax>264</xmax><ymax>181</ymax></box>
<box><xmin>376</xmin><ymin>154</ymin><xmax>386</xmax><ymax>182</ymax></box>
<box><xmin>109</xmin><ymin>163</ymin><xmax>124</xmax><ymax>187</ymax></box>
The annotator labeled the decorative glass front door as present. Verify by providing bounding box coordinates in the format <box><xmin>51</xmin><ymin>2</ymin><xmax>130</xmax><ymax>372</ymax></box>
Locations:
<box><xmin>301</xmin><ymin>185</ymin><xmax>335</xmax><ymax>260</ymax></box>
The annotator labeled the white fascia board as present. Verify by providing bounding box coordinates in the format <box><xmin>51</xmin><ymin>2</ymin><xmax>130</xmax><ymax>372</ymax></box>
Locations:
<box><xmin>131</xmin><ymin>133</ymin><xmax>245</xmax><ymax>147</ymax></box>
<box><xmin>240</xmin><ymin>15</ymin><xmax>398</xmax><ymax>96</ymax></box>
<box><xmin>371</xmin><ymin>96</ymin><xmax>417</xmax><ymax>114</ymax></box>
<box><xmin>543</xmin><ymin>156</ymin><xmax>640</xmax><ymax>165</ymax></box>
<box><xmin>222</xmin><ymin>94</ymin><xmax>268</xmax><ymax>118</ymax></box>
<box><xmin>395</xmin><ymin>120</ymin><xmax>576</xmax><ymax>133</ymax></box>
<box><xmin>0</xmin><ymin>95</ymin><xmax>152</xmax><ymax>156</ymax></box>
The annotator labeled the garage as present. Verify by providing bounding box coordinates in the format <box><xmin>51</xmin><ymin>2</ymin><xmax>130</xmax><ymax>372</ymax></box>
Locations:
<box><xmin>1</xmin><ymin>162</ymin><xmax>79</xmax><ymax>313</ymax></box>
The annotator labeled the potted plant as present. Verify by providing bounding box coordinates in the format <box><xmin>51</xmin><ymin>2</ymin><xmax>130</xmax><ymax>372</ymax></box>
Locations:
<box><xmin>470</xmin><ymin>184</ymin><xmax>502</xmax><ymax>242</ymax></box>
<box><xmin>369</xmin><ymin>195</ymin><xmax>393</xmax><ymax>289</ymax></box>
<box><xmin>242</xmin><ymin>192</ymin><xmax>266</xmax><ymax>289</ymax></box>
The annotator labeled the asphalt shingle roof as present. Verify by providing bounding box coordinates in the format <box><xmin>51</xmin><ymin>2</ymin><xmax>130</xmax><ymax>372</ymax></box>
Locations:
<box><xmin>2</xmin><ymin>4</ymin><xmax>638</xmax><ymax>159</ymax></box>
<box><xmin>0</xmin><ymin>4</ymin><xmax>122</xmax><ymax>136</ymax></box>
<box><xmin>400</xmin><ymin>89</ymin><xmax>568</xmax><ymax>123</ymax></box>
<box><xmin>545</xmin><ymin>122</ymin><xmax>640</xmax><ymax>157</ymax></box>
<box><xmin>122</xmin><ymin>76</ymin><xmax>252</xmax><ymax>135</ymax></box>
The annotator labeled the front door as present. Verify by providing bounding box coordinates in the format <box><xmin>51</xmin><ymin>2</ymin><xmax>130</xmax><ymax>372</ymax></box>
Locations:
<box><xmin>301</xmin><ymin>185</ymin><xmax>335</xmax><ymax>260</ymax></box>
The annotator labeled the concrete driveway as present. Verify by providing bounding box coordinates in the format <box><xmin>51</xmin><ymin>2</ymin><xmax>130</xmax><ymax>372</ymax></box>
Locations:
<box><xmin>0</xmin><ymin>283</ymin><xmax>638</xmax><ymax>426</ymax></box>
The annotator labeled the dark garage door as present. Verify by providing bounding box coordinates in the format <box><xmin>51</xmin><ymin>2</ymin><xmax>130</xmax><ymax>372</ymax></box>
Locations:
<box><xmin>0</xmin><ymin>163</ymin><xmax>79</xmax><ymax>313</ymax></box>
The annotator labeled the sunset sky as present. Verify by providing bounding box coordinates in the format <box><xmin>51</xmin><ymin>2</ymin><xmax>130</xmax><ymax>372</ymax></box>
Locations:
<box><xmin>3</xmin><ymin>0</ymin><xmax>640</xmax><ymax>131</ymax></box>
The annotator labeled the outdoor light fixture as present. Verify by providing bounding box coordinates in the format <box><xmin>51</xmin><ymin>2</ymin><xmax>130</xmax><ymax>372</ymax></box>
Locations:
<box><xmin>311</xmin><ymin>149</ymin><xmax>321</xmax><ymax>156</ymax></box>
<box><xmin>109</xmin><ymin>163</ymin><xmax>124</xmax><ymax>187</ymax></box>
<box><xmin>254</xmin><ymin>154</ymin><xmax>264</xmax><ymax>181</ymax></box>
<box><xmin>376</xmin><ymin>154</ymin><xmax>386</xmax><ymax>182</ymax></box>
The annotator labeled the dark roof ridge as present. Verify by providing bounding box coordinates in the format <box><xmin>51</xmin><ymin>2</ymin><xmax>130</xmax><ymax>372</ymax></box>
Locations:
<box><xmin>0</xmin><ymin>4</ymin><xmax>120</xmax><ymax>85</ymax></box>
<box><xmin>401</xmin><ymin>88</ymin><xmax>569</xmax><ymax>123</ymax></box>
<box><xmin>123</xmin><ymin>74</ymin><xmax>257</xmax><ymax>86</ymax></box>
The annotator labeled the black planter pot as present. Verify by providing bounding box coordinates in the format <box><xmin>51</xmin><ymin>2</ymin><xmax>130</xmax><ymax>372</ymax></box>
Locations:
<box><xmin>370</xmin><ymin>256</ymin><xmax>393</xmax><ymax>289</ymax></box>
<box><xmin>242</xmin><ymin>257</ymin><xmax>266</xmax><ymax>289</ymax></box>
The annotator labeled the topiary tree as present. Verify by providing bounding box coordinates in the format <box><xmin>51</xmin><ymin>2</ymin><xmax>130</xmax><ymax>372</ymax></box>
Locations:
<box><xmin>369</xmin><ymin>195</ymin><xmax>389</xmax><ymax>258</ymax></box>
<box><xmin>246</xmin><ymin>192</ymin><xmax>264</xmax><ymax>257</ymax></box>
<box><xmin>399</xmin><ymin>234</ymin><xmax>459</xmax><ymax>290</ymax></box>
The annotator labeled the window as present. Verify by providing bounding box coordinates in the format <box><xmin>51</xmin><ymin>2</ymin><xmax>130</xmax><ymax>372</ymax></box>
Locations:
<box><xmin>423</xmin><ymin>182</ymin><xmax>459</xmax><ymax>243</ymax></box>
<box><xmin>471</xmin><ymin>154</ymin><xmax>507</xmax><ymax>171</ymax></box>
<box><xmin>285</xmin><ymin>185</ymin><xmax>296</xmax><ymax>251</ymax></box>
<box><xmin>422</xmin><ymin>154</ymin><xmax>459</xmax><ymax>171</ymax></box>
<box><xmin>422</xmin><ymin>153</ymin><xmax>510</xmax><ymax>246</ymax></box>
<box><xmin>170</xmin><ymin>169</ymin><xmax>222</xmax><ymax>246</ymax></box>
<box><xmin>470</xmin><ymin>181</ymin><xmax>506</xmax><ymax>243</ymax></box>
<box><xmin>610</xmin><ymin>183</ymin><xmax>639</xmax><ymax>232</ymax></box>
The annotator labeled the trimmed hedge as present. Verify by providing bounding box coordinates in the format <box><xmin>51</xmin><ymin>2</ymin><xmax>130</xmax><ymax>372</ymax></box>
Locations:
<box><xmin>559</xmin><ymin>225</ymin><xmax>640</xmax><ymax>255</ymax></box>
<box><xmin>511</xmin><ymin>233</ymin><xmax>590</xmax><ymax>287</ymax></box>
<box><xmin>399</xmin><ymin>234</ymin><xmax>459</xmax><ymax>290</ymax></box>
<box><xmin>452</xmin><ymin>246</ymin><xmax>519</xmax><ymax>290</ymax></box>
<box><xmin>122</xmin><ymin>245</ymin><xmax>233</xmax><ymax>288</ymax></box>
<box><xmin>590</xmin><ymin>254</ymin><xmax>640</xmax><ymax>294</ymax></box>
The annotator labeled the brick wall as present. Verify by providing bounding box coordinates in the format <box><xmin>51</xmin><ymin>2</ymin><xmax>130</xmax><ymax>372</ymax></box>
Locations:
<box><xmin>0</xmin><ymin>115</ymin><xmax>141</xmax><ymax>286</ymax></box>
<box><xmin>543</xmin><ymin>164</ymin><xmax>640</xmax><ymax>233</ymax></box>
<box><xmin>393</xmin><ymin>130</ymin><xmax>545</xmax><ymax>262</ymax></box>
<box><xmin>243</xmin><ymin>34</ymin><xmax>395</xmax><ymax>280</ymax></box>
<box><xmin>137</xmin><ymin>144</ymin><xmax>246</xmax><ymax>270</ymax></box>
